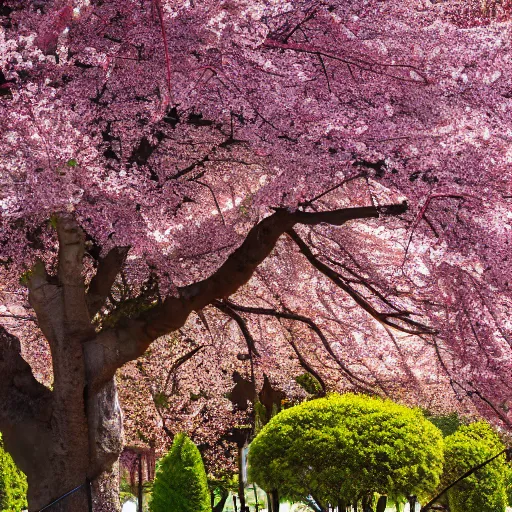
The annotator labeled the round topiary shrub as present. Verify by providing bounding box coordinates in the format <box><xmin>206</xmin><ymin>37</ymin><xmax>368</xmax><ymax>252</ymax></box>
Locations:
<box><xmin>443</xmin><ymin>422</ymin><xmax>509</xmax><ymax>512</ymax></box>
<box><xmin>0</xmin><ymin>433</ymin><xmax>27</xmax><ymax>512</ymax></box>
<box><xmin>248</xmin><ymin>393</ymin><xmax>444</xmax><ymax>508</ymax></box>
<box><xmin>149</xmin><ymin>433</ymin><xmax>210</xmax><ymax>512</ymax></box>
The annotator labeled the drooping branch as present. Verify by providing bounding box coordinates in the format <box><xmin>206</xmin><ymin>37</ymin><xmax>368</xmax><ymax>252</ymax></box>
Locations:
<box><xmin>151</xmin><ymin>344</ymin><xmax>204</xmax><ymax>441</ymax></box>
<box><xmin>87</xmin><ymin>246</ymin><xmax>130</xmax><ymax>318</ymax></box>
<box><xmin>162</xmin><ymin>345</ymin><xmax>204</xmax><ymax>394</ymax></box>
<box><xmin>279</xmin><ymin>324</ymin><xmax>327</xmax><ymax>396</ymax></box>
<box><xmin>87</xmin><ymin>202</ymin><xmax>407</xmax><ymax>390</ymax></box>
<box><xmin>286</xmin><ymin>228</ymin><xmax>434</xmax><ymax>336</ymax></box>
<box><xmin>218</xmin><ymin>299</ymin><xmax>374</xmax><ymax>393</ymax></box>
<box><xmin>213</xmin><ymin>301</ymin><xmax>260</xmax><ymax>357</ymax></box>
<box><xmin>263</xmin><ymin>39</ymin><xmax>428</xmax><ymax>84</ymax></box>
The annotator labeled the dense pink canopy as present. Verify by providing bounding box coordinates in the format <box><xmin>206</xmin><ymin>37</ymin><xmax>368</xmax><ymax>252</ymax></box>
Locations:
<box><xmin>1</xmin><ymin>0</ymin><xmax>512</xmax><ymax>432</ymax></box>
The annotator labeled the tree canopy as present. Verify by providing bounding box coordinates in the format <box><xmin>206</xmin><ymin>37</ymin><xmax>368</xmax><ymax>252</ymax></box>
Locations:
<box><xmin>0</xmin><ymin>0</ymin><xmax>511</xmax><ymax>508</ymax></box>
<box><xmin>149</xmin><ymin>433</ymin><xmax>210</xmax><ymax>512</ymax></box>
<box><xmin>248</xmin><ymin>393</ymin><xmax>444</xmax><ymax>507</ymax></box>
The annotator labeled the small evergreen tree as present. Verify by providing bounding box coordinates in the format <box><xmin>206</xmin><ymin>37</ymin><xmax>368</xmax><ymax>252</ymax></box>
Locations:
<box><xmin>149</xmin><ymin>433</ymin><xmax>210</xmax><ymax>512</ymax></box>
<box><xmin>442</xmin><ymin>422</ymin><xmax>509</xmax><ymax>512</ymax></box>
<box><xmin>0</xmin><ymin>434</ymin><xmax>28</xmax><ymax>512</ymax></box>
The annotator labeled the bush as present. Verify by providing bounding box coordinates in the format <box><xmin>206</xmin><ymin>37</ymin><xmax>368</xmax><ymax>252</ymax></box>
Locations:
<box><xmin>442</xmin><ymin>422</ymin><xmax>509</xmax><ymax>512</ymax></box>
<box><xmin>295</xmin><ymin>372</ymin><xmax>322</xmax><ymax>396</ymax></box>
<box><xmin>0</xmin><ymin>434</ymin><xmax>27</xmax><ymax>512</ymax></box>
<box><xmin>149</xmin><ymin>433</ymin><xmax>210</xmax><ymax>512</ymax></box>
<box><xmin>248</xmin><ymin>393</ymin><xmax>444</xmax><ymax>507</ymax></box>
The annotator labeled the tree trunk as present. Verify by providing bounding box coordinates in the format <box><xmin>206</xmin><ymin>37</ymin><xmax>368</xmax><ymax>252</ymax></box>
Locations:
<box><xmin>91</xmin><ymin>461</ymin><xmax>121</xmax><ymax>512</ymax></box>
<box><xmin>212</xmin><ymin>488</ymin><xmax>229</xmax><ymax>512</ymax></box>
<box><xmin>376</xmin><ymin>496</ymin><xmax>387</xmax><ymax>512</ymax></box>
<box><xmin>271</xmin><ymin>490</ymin><xmax>280</xmax><ymax>512</ymax></box>
<box><xmin>138</xmin><ymin>453</ymin><xmax>143</xmax><ymax>512</ymax></box>
<box><xmin>266</xmin><ymin>492</ymin><xmax>273</xmax><ymax>512</ymax></box>
<box><xmin>237</xmin><ymin>445</ymin><xmax>246</xmax><ymax>512</ymax></box>
<box><xmin>2</xmin><ymin>377</ymin><xmax>123</xmax><ymax>512</ymax></box>
<box><xmin>362</xmin><ymin>494</ymin><xmax>373</xmax><ymax>512</ymax></box>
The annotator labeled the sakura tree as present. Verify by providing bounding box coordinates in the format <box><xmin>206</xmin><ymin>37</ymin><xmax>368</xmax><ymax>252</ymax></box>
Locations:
<box><xmin>1</xmin><ymin>0</ymin><xmax>512</xmax><ymax>510</ymax></box>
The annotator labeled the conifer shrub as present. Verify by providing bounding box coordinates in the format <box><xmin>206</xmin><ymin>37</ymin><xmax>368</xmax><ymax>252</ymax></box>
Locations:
<box><xmin>248</xmin><ymin>393</ymin><xmax>444</xmax><ymax>507</ymax></box>
<box><xmin>443</xmin><ymin>422</ymin><xmax>509</xmax><ymax>512</ymax></box>
<box><xmin>0</xmin><ymin>434</ymin><xmax>27</xmax><ymax>512</ymax></box>
<box><xmin>149</xmin><ymin>433</ymin><xmax>210</xmax><ymax>512</ymax></box>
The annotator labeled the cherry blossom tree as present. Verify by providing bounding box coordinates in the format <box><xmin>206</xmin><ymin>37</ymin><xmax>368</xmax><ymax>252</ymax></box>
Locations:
<box><xmin>1</xmin><ymin>0</ymin><xmax>512</xmax><ymax>510</ymax></box>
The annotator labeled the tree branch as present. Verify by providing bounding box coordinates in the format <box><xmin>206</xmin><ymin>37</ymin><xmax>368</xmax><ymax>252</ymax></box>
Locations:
<box><xmin>87</xmin><ymin>202</ymin><xmax>407</xmax><ymax>390</ymax></box>
<box><xmin>286</xmin><ymin>228</ymin><xmax>434</xmax><ymax>336</ymax></box>
<box><xmin>55</xmin><ymin>214</ymin><xmax>94</xmax><ymax>339</ymax></box>
<box><xmin>0</xmin><ymin>326</ymin><xmax>53</xmax><ymax>453</ymax></box>
<box><xmin>213</xmin><ymin>301</ymin><xmax>260</xmax><ymax>357</ymax></box>
<box><xmin>280</xmin><ymin>325</ymin><xmax>327</xmax><ymax>397</ymax></box>
<box><xmin>87</xmin><ymin>247</ymin><xmax>130</xmax><ymax>318</ymax></box>
<box><xmin>219</xmin><ymin>299</ymin><xmax>374</xmax><ymax>392</ymax></box>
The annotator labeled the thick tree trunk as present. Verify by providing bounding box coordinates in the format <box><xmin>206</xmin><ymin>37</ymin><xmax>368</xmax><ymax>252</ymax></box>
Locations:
<box><xmin>2</xmin><ymin>378</ymin><xmax>123</xmax><ymax>512</ymax></box>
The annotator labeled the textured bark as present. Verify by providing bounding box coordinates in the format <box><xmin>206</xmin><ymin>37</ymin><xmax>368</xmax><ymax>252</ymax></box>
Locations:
<box><xmin>0</xmin><ymin>216</ymin><xmax>124</xmax><ymax>511</ymax></box>
<box><xmin>92</xmin><ymin>461</ymin><xmax>121</xmax><ymax>512</ymax></box>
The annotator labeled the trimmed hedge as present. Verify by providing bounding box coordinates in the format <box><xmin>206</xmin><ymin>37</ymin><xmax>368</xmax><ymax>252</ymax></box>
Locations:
<box><xmin>149</xmin><ymin>433</ymin><xmax>210</xmax><ymax>512</ymax></box>
<box><xmin>443</xmin><ymin>422</ymin><xmax>509</xmax><ymax>512</ymax></box>
<box><xmin>248</xmin><ymin>393</ymin><xmax>444</xmax><ymax>506</ymax></box>
<box><xmin>0</xmin><ymin>434</ymin><xmax>27</xmax><ymax>512</ymax></box>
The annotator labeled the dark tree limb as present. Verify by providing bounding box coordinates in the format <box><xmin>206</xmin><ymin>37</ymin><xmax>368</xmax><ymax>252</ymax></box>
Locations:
<box><xmin>86</xmin><ymin>246</ymin><xmax>130</xmax><ymax>317</ymax></box>
<box><xmin>284</xmin><ymin>327</ymin><xmax>327</xmax><ymax>396</ymax></box>
<box><xmin>213</xmin><ymin>301</ymin><xmax>260</xmax><ymax>357</ymax></box>
<box><xmin>287</xmin><ymin>228</ymin><xmax>434</xmax><ymax>335</ymax></box>
<box><xmin>162</xmin><ymin>345</ymin><xmax>204</xmax><ymax>393</ymax></box>
<box><xmin>420</xmin><ymin>449</ymin><xmax>510</xmax><ymax>512</ymax></box>
<box><xmin>0</xmin><ymin>326</ymin><xmax>53</xmax><ymax>475</ymax></box>
<box><xmin>87</xmin><ymin>202</ymin><xmax>407</xmax><ymax>390</ymax></box>
<box><xmin>0</xmin><ymin>326</ymin><xmax>52</xmax><ymax>427</ymax></box>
